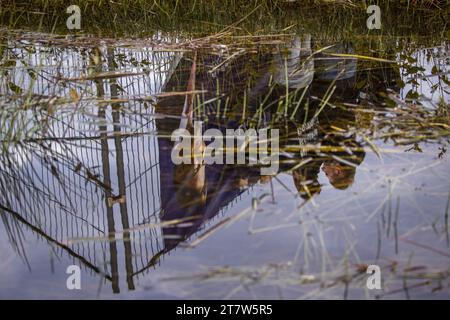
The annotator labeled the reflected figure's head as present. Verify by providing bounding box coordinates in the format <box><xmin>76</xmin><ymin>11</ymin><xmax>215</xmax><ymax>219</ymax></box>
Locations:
<box><xmin>292</xmin><ymin>163</ymin><xmax>322</xmax><ymax>200</ymax></box>
<box><xmin>321</xmin><ymin>137</ymin><xmax>365</xmax><ymax>191</ymax></box>
<box><xmin>321</xmin><ymin>161</ymin><xmax>356</xmax><ymax>190</ymax></box>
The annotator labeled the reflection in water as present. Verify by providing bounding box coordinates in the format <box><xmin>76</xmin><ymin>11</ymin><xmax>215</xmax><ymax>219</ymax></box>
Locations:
<box><xmin>155</xmin><ymin>37</ymin><xmax>372</xmax><ymax>253</ymax></box>
<box><xmin>0</xmin><ymin>34</ymin><xmax>448</xmax><ymax>298</ymax></box>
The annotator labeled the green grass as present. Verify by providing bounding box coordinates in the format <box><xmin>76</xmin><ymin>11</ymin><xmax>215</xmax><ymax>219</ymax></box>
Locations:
<box><xmin>0</xmin><ymin>0</ymin><xmax>448</xmax><ymax>36</ymax></box>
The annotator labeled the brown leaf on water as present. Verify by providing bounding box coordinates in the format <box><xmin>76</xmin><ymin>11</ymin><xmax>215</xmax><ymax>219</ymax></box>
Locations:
<box><xmin>74</xmin><ymin>162</ymin><xmax>82</xmax><ymax>173</ymax></box>
<box><xmin>355</xmin><ymin>263</ymin><xmax>369</xmax><ymax>274</ymax></box>
<box><xmin>107</xmin><ymin>195</ymin><xmax>126</xmax><ymax>207</ymax></box>
<box><xmin>69</xmin><ymin>88</ymin><xmax>79</xmax><ymax>103</ymax></box>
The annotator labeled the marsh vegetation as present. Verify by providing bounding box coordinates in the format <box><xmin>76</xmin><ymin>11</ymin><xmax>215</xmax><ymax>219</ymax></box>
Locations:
<box><xmin>0</xmin><ymin>1</ymin><xmax>449</xmax><ymax>299</ymax></box>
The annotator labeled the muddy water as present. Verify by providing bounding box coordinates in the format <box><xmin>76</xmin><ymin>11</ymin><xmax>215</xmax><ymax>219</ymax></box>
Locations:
<box><xmin>0</xmin><ymin>32</ymin><xmax>449</xmax><ymax>299</ymax></box>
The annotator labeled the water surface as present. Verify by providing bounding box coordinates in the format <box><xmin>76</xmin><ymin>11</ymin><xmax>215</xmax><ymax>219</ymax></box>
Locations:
<box><xmin>0</xmin><ymin>30</ymin><xmax>449</xmax><ymax>299</ymax></box>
